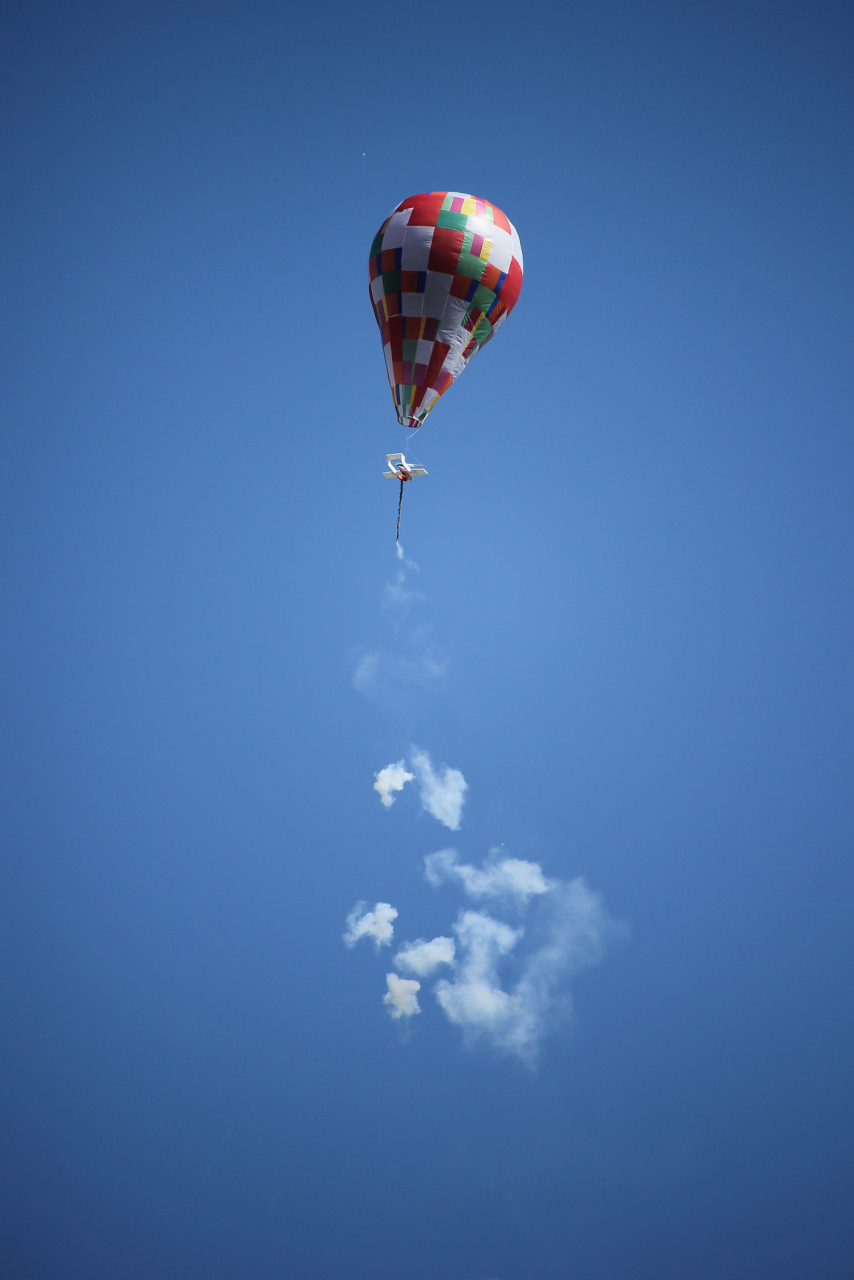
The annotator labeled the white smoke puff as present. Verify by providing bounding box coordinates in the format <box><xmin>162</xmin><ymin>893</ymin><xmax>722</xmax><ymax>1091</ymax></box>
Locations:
<box><xmin>424</xmin><ymin>848</ymin><xmax>553</xmax><ymax>904</ymax></box>
<box><xmin>395</xmin><ymin>544</ymin><xmax>418</xmax><ymax>570</ymax></box>
<box><xmin>383</xmin><ymin>973</ymin><xmax>421</xmax><ymax>1019</ymax></box>
<box><xmin>343</xmin><ymin>902</ymin><xmax>398</xmax><ymax>949</ymax></box>
<box><xmin>373</xmin><ymin>761</ymin><xmax>414</xmax><ymax>808</ymax></box>
<box><xmin>434</xmin><ymin>911</ymin><xmax>523</xmax><ymax>1037</ymax></box>
<box><xmin>410</xmin><ymin>747</ymin><xmax>468</xmax><ymax>830</ymax></box>
<box><xmin>394</xmin><ymin>936</ymin><xmax>456</xmax><ymax>976</ymax></box>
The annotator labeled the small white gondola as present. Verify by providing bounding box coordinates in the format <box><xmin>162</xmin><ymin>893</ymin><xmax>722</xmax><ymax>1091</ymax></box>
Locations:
<box><xmin>383</xmin><ymin>453</ymin><xmax>428</xmax><ymax>480</ymax></box>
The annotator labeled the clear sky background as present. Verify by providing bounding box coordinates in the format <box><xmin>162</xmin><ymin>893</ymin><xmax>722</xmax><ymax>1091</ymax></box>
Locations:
<box><xmin>1</xmin><ymin>2</ymin><xmax>852</xmax><ymax>1277</ymax></box>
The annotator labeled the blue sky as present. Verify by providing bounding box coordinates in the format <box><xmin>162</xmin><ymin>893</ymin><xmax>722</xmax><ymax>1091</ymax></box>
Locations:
<box><xmin>1</xmin><ymin>2</ymin><xmax>852</xmax><ymax>1276</ymax></box>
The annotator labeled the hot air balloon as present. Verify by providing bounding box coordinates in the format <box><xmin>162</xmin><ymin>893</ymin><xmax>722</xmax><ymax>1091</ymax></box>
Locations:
<box><xmin>368</xmin><ymin>192</ymin><xmax>523</xmax><ymax>433</ymax></box>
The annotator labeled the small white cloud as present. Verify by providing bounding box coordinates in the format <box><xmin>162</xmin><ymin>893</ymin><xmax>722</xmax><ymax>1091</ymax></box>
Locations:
<box><xmin>394</xmin><ymin>936</ymin><xmax>456</xmax><ymax>976</ymax></box>
<box><xmin>383</xmin><ymin>972</ymin><xmax>421</xmax><ymax>1019</ymax></box>
<box><xmin>410</xmin><ymin>747</ymin><xmax>467</xmax><ymax>830</ymax></box>
<box><xmin>424</xmin><ymin>848</ymin><xmax>553</xmax><ymax>904</ymax></box>
<box><xmin>343</xmin><ymin>901</ymin><xmax>398</xmax><ymax>949</ymax></box>
<box><xmin>373</xmin><ymin>760</ymin><xmax>414</xmax><ymax>808</ymax></box>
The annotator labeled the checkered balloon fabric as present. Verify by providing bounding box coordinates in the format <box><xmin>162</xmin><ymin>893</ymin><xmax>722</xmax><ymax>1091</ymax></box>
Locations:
<box><xmin>368</xmin><ymin>192</ymin><xmax>523</xmax><ymax>430</ymax></box>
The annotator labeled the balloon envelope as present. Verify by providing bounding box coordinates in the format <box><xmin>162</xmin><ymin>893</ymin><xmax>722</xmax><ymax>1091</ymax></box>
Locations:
<box><xmin>368</xmin><ymin>192</ymin><xmax>523</xmax><ymax>430</ymax></box>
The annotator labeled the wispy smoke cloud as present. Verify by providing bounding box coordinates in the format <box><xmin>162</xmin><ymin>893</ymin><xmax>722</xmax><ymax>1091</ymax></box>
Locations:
<box><xmin>433</xmin><ymin>879</ymin><xmax>615</xmax><ymax>1063</ymax></box>
<box><xmin>383</xmin><ymin>973</ymin><xmax>421</xmax><ymax>1019</ymax></box>
<box><xmin>394</xmin><ymin>936</ymin><xmax>456</xmax><ymax>976</ymax></box>
<box><xmin>382</xmin><ymin>569</ymin><xmax>424</xmax><ymax>620</ymax></box>
<box><xmin>353</xmin><ymin>652</ymin><xmax>380</xmax><ymax>691</ymax></box>
<box><xmin>343</xmin><ymin>902</ymin><xmax>398</xmax><ymax>949</ymax></box>
<box><xmin>410</xmin><ymin>747</ymin><xmax>468</xmax><ymax>830</ymax></box>
<box><xmin>504</xmin><ymin>880</ymin><xmax>613</xmax><ymax>1057</ymax></box>
<box><xmin>353</xmin><ymin>632</ymin><xmax>449</xmax><ymax>697</ymax></box>
<box><xmin>424</xmin><ymin>849</ymin><xmax>553</xmax><ymax>904</ymax></box>
<box><xmin>373</xmin><ymin>761</ymin><xmax>414</xmax><ymax>808</ymax></box>
<box><xmin>353</xmin><ymin>553</ymin><xmax>448</xmax><ymax>699</ymax></box>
